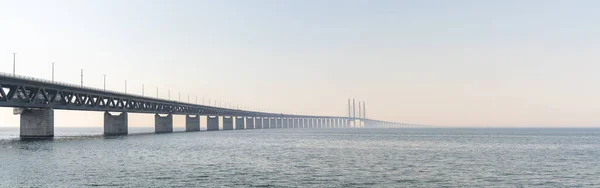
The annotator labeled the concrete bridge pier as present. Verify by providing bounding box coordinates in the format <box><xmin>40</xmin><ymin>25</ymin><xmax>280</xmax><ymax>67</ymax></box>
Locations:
<box><xmin>277</xmin><ymin>118</ymin><xmax>283</xmax><ymax>128</ymax></box>
<box><xmin>223</xmin><ymin>116</ymin><xmax>234</xmax><ymax>130</ymax></box>
<box><xmin>301</xmin><ymin>118</ymin><xmax>305</xmax><ymax>128</ymax></box>
<box><xmin>246</xmin><ymin>117</ymin><xmax>255</xmax><ymax>129</ymax></box>
<box><xmin>235</xmin><ymin>117</ymin><xmax>245</xmax><ymax>130</ymax></box>
<box><xmin>104</xmin><ymin>111</ymin><xmax>128</xmax><ymax>136</ymax></box>
<box><xmin>20</xmin><ymin>108</ymin><xmax>54</xmax><ymax>139</ymax></box>
<box><xmin>283</xmin><ymin>118</ymin><xmax>289</xmax><ymax>128</ymax></box>
<box><xmin>155</xmin><ymin>113</ymin><xmax>173</xmax><ymax>133</ymax></box>
<box><xmin>207</xmin><ymin>116</ymin><xmax>219</xmax><ymax>131</ymax></box>
<box><xmin>294</xmin><ymin>118</ymin><xmax>299</xmax><ymax>128</ymax></box>
<box><xmin>268</xmin><ymin>118</ymin><xmax>275</xmax><ymax>129</ymax></box>
<box><xmin>185</xmin><ymin>115</ymin><xmax>200</xmax><ymax>132</ymax></box>
<box><xmin>255</xmin><ymin>117</ymin><xmax>262</xmax><ymax>129</ymax></box>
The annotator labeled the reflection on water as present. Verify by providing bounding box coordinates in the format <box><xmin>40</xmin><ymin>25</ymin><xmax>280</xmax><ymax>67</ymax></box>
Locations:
<box><xmin>0</xmin><ymin>128</ymin><xmax>599</xmax><ymax>187</ymax></box>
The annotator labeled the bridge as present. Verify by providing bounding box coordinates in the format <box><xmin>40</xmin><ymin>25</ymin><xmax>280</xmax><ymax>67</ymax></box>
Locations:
<box><xmin>0</xmin><ymin>72</ymin><xmax>412</xmax><ymax>138</ymax></box>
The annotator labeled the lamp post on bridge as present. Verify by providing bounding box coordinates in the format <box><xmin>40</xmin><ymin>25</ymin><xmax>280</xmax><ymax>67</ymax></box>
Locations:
<box><xmin>51</xmin><ymin>62</ymin><xmax>55</xmax><ymax>82</ymax></box>
<box><xmin>80</xmin><ymin>69</ymin><xmax>84</xmax><ymax>87</ymax></box>
<box><xmin>142</xmin><ymin>84</ymin><xmax>144</xmax><ymax>96</ymax></box>
<box><xmin>12</xmin><ymin>53</ymin><xmax>16</xmax><ymax>76</ymax></box>
<box><xmin>103</xmin><ymin>74</ymin><xmax>106</xmax><ymax>91</ymax></box>
<box><xmin>124</xmin><ymin>80</ymin><xmax>127</xmax><ymax>93</ymax></box>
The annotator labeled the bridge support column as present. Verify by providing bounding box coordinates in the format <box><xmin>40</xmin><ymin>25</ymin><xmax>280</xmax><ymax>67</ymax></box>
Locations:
<box><xmin>246</xmin><ymin>117</ymin><xmax>255</xmax><ymax>129</ymax></box>
<box><xmin>104</xmin><ymin>111</ymin><xmax>128</xmax><ymax>136</ymax></box>
<box><xmin>301</xmin><ymin>119</ymin><xmax>305</xmax><ymax>128</ymax></box>
<box><xmin>277</xmin><ymin>118</ymin><xmax>283</xmax><ymax>128</ymax></box>
<box><xmin>283</xmin><ymin>118</ymin><xmax>288</xmax><ymax>128</ymax></box>
<box><xmin>268</xmin><ymin>118</ymin><xmax>274</xmax><ymax>129</ymax></box>
<box><xmin>223</xmin><ymin>116</ymin><xmax>234</xmax><ymax>130</ymax></box>
<box><xmin>207</xmin><ymin>116</ymin><xmax>219</xmax><ymax>131</ymax></box>
<box><xmin>294</xmin><ymin>118</ymin><xmax>299</xmax><ymax>128</ymax></box>
<box><xmin>185</xmin><ymin>115</ymin><xmax>200</xmax><ymax>132</ymax></box>
<box><xmin>155</xmin><ymin>113</ymin><xmax>173</xmax><ymax>133</ymax></box>
<box><xmin>235</xmin><ymin>117</ymin><xmax>245</xmax><ymax>130</ymax></box>
<box><xmin>20</xmin><ymin>109</ymin><xmax>54</xmax><ymax>139</ymax></box>
<box><xmin>255</xmin><ymin>117</ymin><xmax>262</xmax><ymax>129</ymax></box>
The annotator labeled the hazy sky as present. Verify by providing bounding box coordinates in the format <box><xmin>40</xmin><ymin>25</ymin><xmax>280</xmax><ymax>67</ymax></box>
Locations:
<box><xmin>1</xmin><ymin>0</ymin><xmax>599</xmax><ymax>127</ymax></box>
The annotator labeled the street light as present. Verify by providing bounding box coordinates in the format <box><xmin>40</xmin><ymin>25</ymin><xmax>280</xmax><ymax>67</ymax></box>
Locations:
<box><xmin>103</xmin><ymin>74</ymin><xmax>106</xmax><ymax>91</ymax></box>
<box><xmin>81</xmin><ymin>69</ymin><xmax>84</xmax><ymax>87</ymax></box>
<box><xmin>12</xmin><ymin>53</ymin><xmax>16</xmax><ymax>76</ymax></box>
<box><xmin>51</xmin><ymin>62</ymin><xmax>55</xmax><ymax>82</ymax></box>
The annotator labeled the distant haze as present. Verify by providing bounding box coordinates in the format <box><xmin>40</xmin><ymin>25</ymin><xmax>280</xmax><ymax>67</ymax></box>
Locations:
<box><xmin>1</xmin><ymin>0</ymin><xmax>599</xmax><ymax>127</ymax></box>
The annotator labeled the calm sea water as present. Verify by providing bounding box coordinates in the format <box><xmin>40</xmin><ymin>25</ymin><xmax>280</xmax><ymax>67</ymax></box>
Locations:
<box><xmin>0</xmin><ymin>127</ymin><xmax>599</xmax><ymax>187</ymax></box>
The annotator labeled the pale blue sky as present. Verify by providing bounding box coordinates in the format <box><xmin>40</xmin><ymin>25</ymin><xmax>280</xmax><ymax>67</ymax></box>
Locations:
<box><xmin>1</xmin><ymin>0</ymin><xmax>600</xmax><ymax>127</ymax></box>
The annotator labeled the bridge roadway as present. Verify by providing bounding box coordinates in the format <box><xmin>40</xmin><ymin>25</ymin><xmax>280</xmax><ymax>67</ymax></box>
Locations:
<box><xmin>0</xmin><ymin>73</ymin><xmax>409</xmax><ymax>138</ymax></box>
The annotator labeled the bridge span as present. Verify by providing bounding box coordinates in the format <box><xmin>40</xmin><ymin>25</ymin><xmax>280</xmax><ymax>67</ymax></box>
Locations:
<box><xmin>0</xmin><ymin>73</ymin><xmax>410</xmax><ymax>138</ymax></box>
